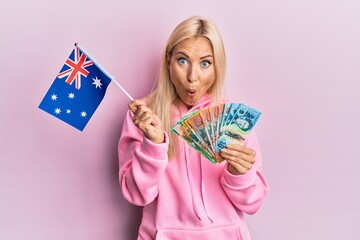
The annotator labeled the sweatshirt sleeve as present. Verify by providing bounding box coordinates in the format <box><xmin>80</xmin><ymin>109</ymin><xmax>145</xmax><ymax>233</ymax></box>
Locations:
<box><xmin>118</xmin><ymin>110</ymin><xmax>169</xmax><ymax>206</ymax></box>
<box><xmin>220</xmin><ymin>130</ymin><xmax>269</xmax><ymax>215</ymax></box>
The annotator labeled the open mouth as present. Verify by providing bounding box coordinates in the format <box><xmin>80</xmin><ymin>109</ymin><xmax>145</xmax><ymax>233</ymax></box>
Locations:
<box><xmin>186</xmin><ymin>89</ymin><xmax>197</xmax><ymax>97</ymax></box>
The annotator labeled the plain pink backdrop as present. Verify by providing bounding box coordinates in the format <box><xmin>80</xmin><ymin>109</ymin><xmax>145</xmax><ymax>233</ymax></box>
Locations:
<box><xmin>1</xmin><ymin>0</ymin><xmax>360</xmax><ymax>239</ymax></box>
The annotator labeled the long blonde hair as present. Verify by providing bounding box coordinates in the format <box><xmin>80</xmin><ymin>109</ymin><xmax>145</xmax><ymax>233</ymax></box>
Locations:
<box><xmin>147</xmin><ymin>16</ymin><xmax>227</xmax><ymax>159</ymax></box>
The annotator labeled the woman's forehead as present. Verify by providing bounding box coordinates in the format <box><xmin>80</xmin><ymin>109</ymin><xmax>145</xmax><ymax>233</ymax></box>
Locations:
<box><xmin>173</xmin><ymin>37</ymin><xmax>213</xmax><ymax>56</ymax></box>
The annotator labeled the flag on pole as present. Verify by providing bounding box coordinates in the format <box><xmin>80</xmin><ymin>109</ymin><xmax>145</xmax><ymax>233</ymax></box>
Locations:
<box><xmin>39</xmin><ymin>44</ymin><xmax>112</xmax><ymax>131</ymax></box>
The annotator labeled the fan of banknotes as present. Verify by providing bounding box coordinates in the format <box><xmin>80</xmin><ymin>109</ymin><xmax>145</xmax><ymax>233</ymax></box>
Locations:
<box><xmin>171</xmin><ymin>103</ymin><xmax>261</xmax><ymax>163</ymax></box>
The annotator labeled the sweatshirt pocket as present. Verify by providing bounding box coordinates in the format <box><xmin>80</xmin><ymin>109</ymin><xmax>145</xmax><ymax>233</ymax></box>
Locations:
<box><xmin>155</xmin><ymin>224</ymin><xmax>248</xmax><ymax>240</ymax></box>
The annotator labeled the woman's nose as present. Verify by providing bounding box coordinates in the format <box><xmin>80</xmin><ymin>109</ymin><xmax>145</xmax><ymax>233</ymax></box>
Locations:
<box><xmin>187</xmin><ymin>65</ymin><xmax>198</xmax><ymax>83</ymax></box>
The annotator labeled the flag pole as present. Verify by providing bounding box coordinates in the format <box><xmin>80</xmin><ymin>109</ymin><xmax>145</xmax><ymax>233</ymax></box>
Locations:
<box><xmin>74</xmin><ymin>43</ymin><xmax>134</xmax><ymax>101</ymax></box>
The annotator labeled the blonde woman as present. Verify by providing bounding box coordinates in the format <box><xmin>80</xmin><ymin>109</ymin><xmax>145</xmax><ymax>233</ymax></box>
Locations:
<box><xmin>118</xmin><ymin>16</ymin><xmax>269</xmax><ymax>240</ymax></box>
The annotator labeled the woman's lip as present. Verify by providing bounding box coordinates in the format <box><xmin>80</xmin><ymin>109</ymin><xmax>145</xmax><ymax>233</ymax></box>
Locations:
<box><xmin>186</xmin><ymin>89</ymin><xmax>197</xmax><ymax>97</ymax></box>
<box><xmin>186</xmin><ymin>89</ymin><xmax>196</xmax><ymax>93</ymax></box>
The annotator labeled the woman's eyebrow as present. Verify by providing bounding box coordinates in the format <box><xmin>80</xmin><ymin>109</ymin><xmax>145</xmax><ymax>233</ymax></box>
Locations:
<box><xmin>176</xmin><ymin>51</ymin><xmax>213</xmax><ymax>59</ymax></box>
<box><xmin>200</xmin><ymin>55</ymin><xmax>213</xmax><ymax>59</ymax></box>
<box><xmin>176</xmin><ymin>51</ymin><xmax>189</xmax><ymax>58</ymax></box>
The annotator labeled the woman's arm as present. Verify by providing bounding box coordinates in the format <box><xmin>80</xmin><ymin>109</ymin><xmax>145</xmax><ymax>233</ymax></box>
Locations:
<box><xmin>220</xmin><ymin>130</ymin><xmax>269</xmax><ymax>214</ymax></box>
<box><xmin>118</xmin><ymin>109</ymin><xmax>169</xmax><ymax>206</ymax></box>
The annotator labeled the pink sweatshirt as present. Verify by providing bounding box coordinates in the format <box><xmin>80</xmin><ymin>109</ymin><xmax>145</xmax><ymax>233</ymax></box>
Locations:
<box><xmin>118</xmin><ymin>94</ymin><xmax>269</xmax><ymax>240</ymax></box>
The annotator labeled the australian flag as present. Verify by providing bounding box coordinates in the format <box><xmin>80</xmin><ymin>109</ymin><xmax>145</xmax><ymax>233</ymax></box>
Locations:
<box><xmin>39</xmin><ymin>45</ymin><xmax>112</xmax><ymax>131</ymax></box>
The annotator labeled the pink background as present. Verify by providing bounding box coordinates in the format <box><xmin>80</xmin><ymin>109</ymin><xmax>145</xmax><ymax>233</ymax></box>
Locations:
<box><xmin>1</xmin><ymin>0</ymin><xmax>360</xmax><ymax>239</ymax></box>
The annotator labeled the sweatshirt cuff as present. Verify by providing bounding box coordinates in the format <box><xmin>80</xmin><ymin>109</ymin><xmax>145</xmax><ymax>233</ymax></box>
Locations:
<box><xmin>223</xmin><ymin>166</ymin><xmax>256</xmax><ymax>187</ymax></box>
<box><xmin>141</xmin><ymin>132</ymin><xmax>169</xmax><ymax>159</ymax></box>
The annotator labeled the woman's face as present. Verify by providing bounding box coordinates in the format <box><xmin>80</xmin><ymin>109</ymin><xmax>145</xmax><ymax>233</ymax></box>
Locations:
<box><xmin>169</xmin><ymin>37</ymin><xmax>216</xmax><ymax>109</ymax></box>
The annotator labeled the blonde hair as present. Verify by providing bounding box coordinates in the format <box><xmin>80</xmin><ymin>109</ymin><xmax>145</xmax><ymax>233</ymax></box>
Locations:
<box><xmin>147</xmin><ymin>16</ymin><xmax>227</xmax><ymax>159</ymax></box>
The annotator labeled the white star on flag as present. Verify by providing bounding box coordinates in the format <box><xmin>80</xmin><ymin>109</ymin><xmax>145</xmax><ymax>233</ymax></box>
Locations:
<box><xmin>92</xmin><ymin>76</ymin><xmax>102</xmax><ymax>89</ymax></box>
<box><xmin>51</xmin><ymin>94</ymin><xmax>58</xmax><ymax>100</ymax></box>
<box><xmin>68</xmin><ymin>93</ymin><xmax>75</xmax><ymax>99</ymax></box>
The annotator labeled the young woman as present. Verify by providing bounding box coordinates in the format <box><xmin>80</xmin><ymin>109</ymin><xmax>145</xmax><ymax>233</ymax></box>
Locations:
<box><xmin>118</xmin><ymin>16</ymin><xmax>269</xmax><ymax>240</ymax></box>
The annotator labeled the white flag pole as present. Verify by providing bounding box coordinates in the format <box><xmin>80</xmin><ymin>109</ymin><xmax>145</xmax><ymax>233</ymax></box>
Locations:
<box><xmin>111</xmin><ymin>79</ymin><xmax>134</xmax><ymax>100</ymax></box>
<box><xmin>75</xmin><ymin>43</ymin><xmax>134</xmax><ymax>101</ymax></box>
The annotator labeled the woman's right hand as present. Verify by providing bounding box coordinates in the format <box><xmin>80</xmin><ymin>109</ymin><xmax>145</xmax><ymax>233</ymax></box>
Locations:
<box><xmin>128</xmin><ymin>99</ymin><xmax>165</xmax><ymax>144</ymax></box>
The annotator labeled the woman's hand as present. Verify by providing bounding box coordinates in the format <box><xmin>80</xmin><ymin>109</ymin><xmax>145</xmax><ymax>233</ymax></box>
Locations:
<box><xmin>128</xmin><ymin>99</ymin><xmax>165</xmax><ymax>144</ymax></box>
<box><xmin>220</xmin><ymin>144</ymin><xmax>256</xmax><ymax>175</ymax></box>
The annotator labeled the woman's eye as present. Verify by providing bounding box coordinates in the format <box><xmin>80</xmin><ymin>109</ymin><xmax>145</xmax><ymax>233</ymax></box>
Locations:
<box><xmin>201</xmin><ymin>60</ymin><xmax>211</xmax><ymax>68</ymax></box>
<box><xmin>178</xmin><ymin>58</ymin><xmax>188</xmax><ymax>65</ymax></box>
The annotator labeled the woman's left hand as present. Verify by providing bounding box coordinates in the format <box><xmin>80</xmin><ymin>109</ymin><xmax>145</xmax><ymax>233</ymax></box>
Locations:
<box><xmin>220</xmin><ymin>144</ymin><xmax>256</xmax><ymax>175</ymax></box>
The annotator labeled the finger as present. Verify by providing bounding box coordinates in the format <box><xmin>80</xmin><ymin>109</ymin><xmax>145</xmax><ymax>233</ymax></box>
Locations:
<box><xmin>137</xmin><ymin>113</ymin><xmax>160</xmax><ymax>129</ymax></box>
<box><xmin>128</xmin><ymin>99</ymin><xmax>146</xmax><ymax>113</ymax></box>
<box><xmin>221</xmin><ymin>148</ymin><xmax>256</xmax><ymax>165</ymax></box>
<box><xmin>151</xmin><ymin>114</ymin><xmax>161</xmax><ymax>128</ymax></box>
<box><xmin>230</xmin><ymin>151</ymin><xmax>256</xmax><ymax>164</ymax></box>
<box><xmin>136</xmin><ymin>115</ymin><xmax>153</xmax><ymax>130</ymax></box>
<box><xmin>137</xmin><ymin>111</ymin><xmax>162</xmax><ymax>128</ymax></box>
<box><xmin>220</xmin><ymin>147</ymin><xmax>251</xmax><ymax>160</ymax></box>
<box><xmin>135</xmin><ymin>113</ymin><xmax>160</xmax><ymax>130</ymax></box>
<box><xmin>221</xmin><ymin>150</ymin><xmax>253</xmax><ymax>168</ymax></box>
<box><xmin>133</xmin><ymin>105</ymin><xmax>152</xmax><ymax>122</ymax></box>
<box><xmin>133</xmin><ymin>109</ymin><xmax>151</xmax><ymax>124</ymax></box>
<box><xmin>227</xmin><ymin>158</ymin><xmax>253</xmax><ymax>170</ymax></box>
<box><xmin>137</xmin><ymin>117</ymin><xmax>164</xmax><ymax>143</ymax></box>
<box><xmin>226</xmin><ymin>144</ymin><xmax>256</xmax><ymax>158</ymax></box>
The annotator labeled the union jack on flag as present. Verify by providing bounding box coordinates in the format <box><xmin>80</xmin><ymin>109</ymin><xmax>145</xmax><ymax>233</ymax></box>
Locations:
<box><xmin>57</xmin><ymin>47</ymin><xmax>94</xmax><ymax>90</ymax></box>
<box><xmin>39</xmin><ymin>45</ymin><xmax>112</xmax><ymax>131</ymax></box>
